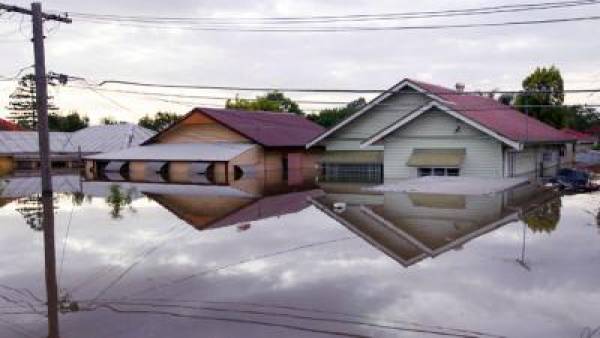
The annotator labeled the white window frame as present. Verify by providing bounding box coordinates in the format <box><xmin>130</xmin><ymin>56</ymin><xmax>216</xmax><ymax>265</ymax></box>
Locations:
<box><xmin>418</xmin><ymin>167</ymin><xmax>460</xmax><ymax>177</ymax></box>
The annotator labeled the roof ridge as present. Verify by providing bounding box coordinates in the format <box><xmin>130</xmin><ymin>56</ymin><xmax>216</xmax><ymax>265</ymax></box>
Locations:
<box><xmin>200</xmin><ymin>107</ymin><xmax>299</xmax><ymax>116</ymax></box>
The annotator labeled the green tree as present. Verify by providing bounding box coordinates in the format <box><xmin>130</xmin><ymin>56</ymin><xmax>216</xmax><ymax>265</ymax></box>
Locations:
<box><xmin>7</xmin><ymin>74</ymin><xmax>59</xmax><ymax>130</ymax></box>
<box><xmin>307</xmin><ymin>97</ymin><xmax>366</xmax><ymax>127</ymax></box>
<box><xmin>48</xmin><ymin>111</ymin><xmax>89</xmax><ymax>132</ymax></box>
<box><xmin>100</xmin><ymin>116</ymin><xmax>120</xmax><ymax>125</ymax></box>
<box><xmin>563</xmin><ymin>105</ymin><xmax>599</xmax><ymax>131</ymax></box>
<box><xmin>226</xmin><ymin>91</ymin><xmax>303</xmax><ymax>115</ymax></box>
<box><xmin>15</xmin><ymin>195</ymin><xmax>58</xmax><ymax>231</ymax></box>
<box><xmin>514</xmin><ymin>66</ymin><xmax>565</xmax><ymax>128</ymax></box>
<box><xmin>498</xmin><ymin>93</ymin><xmax>514</xmax><ymax>106</ymax></box>
<box><xmin>523</xmin><ymin>197</ymin><xmax>561</xmax><ymax>234</ymax></box>
<box><xmin>106</xmin><ymin>185</ymin><xmax>135</xmax><ymax>219</ymax></box>
<box><xmin>138</xmin><ymin>111</ymin><xmax>181</xmax><ymax>131</ymax></box>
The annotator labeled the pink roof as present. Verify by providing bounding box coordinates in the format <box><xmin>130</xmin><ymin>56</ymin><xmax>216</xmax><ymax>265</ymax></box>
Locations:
<box><xmin>0</xmin><ymin>118</ymin><xmax>22</xmax><ymax>131</ymax></box>
<box><xmin>409</xmin><ymin>79</ymin><xmax>574</xmax><ymax>143</ymax></box>
<box><xmin>198</xmin><ymin>108</ymin><xmax>325</xmax><ymax>147</ymax></box>
<box><xmin>561</xmin><ymin>128</ymin><xmax>596</xmax><ymax>142</ymax></box>
<box><xmin>586</xmin><ymin>125</ymin><xmax>600</xmax><ymax>134</ymax></box>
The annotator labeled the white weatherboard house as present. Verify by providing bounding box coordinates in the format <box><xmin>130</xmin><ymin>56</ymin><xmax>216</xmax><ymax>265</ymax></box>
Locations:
<box><xmin>307</xmin><ymin>78</ymin><xmax>575</xmax><ymax>181</ymax></box>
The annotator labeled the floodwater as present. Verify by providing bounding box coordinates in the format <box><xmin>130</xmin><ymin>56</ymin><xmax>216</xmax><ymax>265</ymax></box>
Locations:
<box><xmin>0</xmin><ymin>171</ymin><xmax>599</xmax><ymax>338</ymax></box>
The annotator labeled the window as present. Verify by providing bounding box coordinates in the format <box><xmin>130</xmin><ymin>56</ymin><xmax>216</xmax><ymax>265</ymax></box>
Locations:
<box><xmin>321</xmin><ymin>163</ymin><xmax>382</xmax><ymax>183</ymax></box>
<box><xmin>418</xmin><ymin>167</ymin><xmax>460</xmax><ymax>177</ymax></box>
<box><xmin>433</xmin><ymin>168</ymin><xmax>446</xmax><ymax>176</ymax></box>
<box><xmin>559</xmin><ymin>146</ymin><xmax>565</xmax><ymax>157</ymax></box>
<box><xmin>447</xmin><ymin>168</ymin><xmax>460</xmax><ymax>176</ymax></box>
<box><xmin>542</xmin><ymin>152</ymin><xmax>553</xmax><ymax>162</ymax></box>
<box><xmin>418</xmin><ymin>168</ymin><xmax>432</xmax><ymax>176</ymax></box>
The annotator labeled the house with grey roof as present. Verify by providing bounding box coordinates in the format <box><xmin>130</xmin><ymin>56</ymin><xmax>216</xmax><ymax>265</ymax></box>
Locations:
<box><xmin>307</xmin><ymin>78</ymin><xmax>576</xmax><ymax>182</ymax></box>
<box><xmin>0</xmin><ymin>123</ymin><xmax>155</xmax><ymax>175</ymax></box>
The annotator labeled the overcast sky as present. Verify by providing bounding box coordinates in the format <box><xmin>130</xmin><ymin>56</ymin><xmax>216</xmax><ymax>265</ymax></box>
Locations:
<box><xmin>0</xmin><ymin>0</ymin><xmax>599</xmax><ymax>124</ymax></box>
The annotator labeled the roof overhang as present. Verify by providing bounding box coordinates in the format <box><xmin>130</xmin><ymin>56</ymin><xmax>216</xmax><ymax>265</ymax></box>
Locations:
<box><xmin>360</xmin><ymin>101</ymin><xmax>523</xmax><ymax>151</ymax></box>
<box><xmin>84</xmin><ymin>143</ymin><xmax>257</xmax><ymax>162</ymax></box>
<box><xmin>305</xmin><ymin>79</ymin><xmax>448</xmax><ymax>149</ymax></box>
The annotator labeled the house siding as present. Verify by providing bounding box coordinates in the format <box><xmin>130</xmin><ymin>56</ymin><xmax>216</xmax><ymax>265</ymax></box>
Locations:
<box><xmin>158</xmin><ymin>113</ymin><xmax>251</xmax><ymax>144</ymax></box>
<box><xmin>508</xmin><ymin>144</ymin><xmax>562</xmax><ymax>178</ymax></box>
<box><xmin>320</xmin><ymin>88</ymin><xmax>430</xmax><ymax>157</ymax></box>
<box><xmin>383</xmin><ymin>110</ymin><xmax>504</xmax><ymax>180</ymax></box>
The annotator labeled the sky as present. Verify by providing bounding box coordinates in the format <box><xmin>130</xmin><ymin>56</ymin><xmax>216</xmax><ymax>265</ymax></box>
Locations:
<box><xmin>0</xmin><ymin>0</ymin><xmax>599</xmax><ymax>124</ymax></box>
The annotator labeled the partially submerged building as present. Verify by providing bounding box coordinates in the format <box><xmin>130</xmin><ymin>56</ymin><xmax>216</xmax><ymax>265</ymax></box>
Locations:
<box><xmin>84</xmin><ymin>108</ymin><xmax>324</xmax><ymax>185</ymax></box>
<box><xmin>307</xmin><ymin>78</ymin><xmax>575</xmax><ymax>181</ymax></box>
<box><xmin>0</xmin><ymin>124</ymin><xmax>154</xmax><ymax>175</ymax></box>
<box><xmin>561</xmin><ymin>128</ymin><xmax>596</xmax><ymax>154</ymax></box>
<box><xmin>0</xmin><ymin>118</ymin><xmax>22</xmax><ymax>131</ymax></box>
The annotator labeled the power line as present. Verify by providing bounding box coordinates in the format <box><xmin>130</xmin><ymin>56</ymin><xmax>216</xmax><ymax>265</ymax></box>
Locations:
<box><xmin>72</xmin><ymin>15</ymin><xmax>600</xmax><ymax>32</ymax></box>
<box><xmin>67</xmin><ymin>85</ymin><xmax>600</xmax><ymax>107</ymax></box>
<box><xmin>78</xmin><ymin>77</ymin><xmax>600</xmax><ymax>95</ymax></box>
<box><xmin>62</xmin><ymin>0</ymin><xmax>600</xmax><ymax>24</ymax></box>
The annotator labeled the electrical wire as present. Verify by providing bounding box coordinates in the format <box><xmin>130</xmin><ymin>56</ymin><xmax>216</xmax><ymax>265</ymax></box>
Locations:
<box><xmin>80</xmin><ymin>77</ymin><xmax>600</xmax><ymax>95</ymax></box>
<box><xmin>73</xmin><ymin>15</ymin><xmax>600</xmax><ymax>32</ymax></box>
<box><xmin>63</xmin><ymin>0</ymin><xmax>600</xmax><ymax>24</ymax></box>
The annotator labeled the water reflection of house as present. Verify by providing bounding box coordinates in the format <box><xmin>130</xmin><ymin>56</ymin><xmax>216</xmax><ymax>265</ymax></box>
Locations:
<box><xmin>311</xmin><ymin>183</ymin><xmax>560</xmax><ymax>267</ymax></box>
<box><xmin>149</xmin><ymin>186</ymin><xmax>323</xmax><ymax>230</ymax></box>
<box><xmin>84</xmin><ymin>108</ymin><xmax>324</xmax><ymax>185</ymax></box>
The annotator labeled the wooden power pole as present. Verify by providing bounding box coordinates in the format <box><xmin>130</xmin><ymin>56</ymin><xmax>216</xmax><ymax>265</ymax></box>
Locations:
<box><xmin>0</xmin><ymin>3</ymin><xmax>71</xmax><ymax>338</ymax></box>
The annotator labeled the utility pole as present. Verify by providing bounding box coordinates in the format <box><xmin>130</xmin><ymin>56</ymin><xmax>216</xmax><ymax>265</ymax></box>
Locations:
<box><xmin>0</xmin><ymin>3</ymin><xmax>70</xmax><ymax>338</ymax></box>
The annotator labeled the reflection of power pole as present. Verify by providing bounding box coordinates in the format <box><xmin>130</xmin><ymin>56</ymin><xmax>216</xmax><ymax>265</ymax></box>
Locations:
<box><xmin>516</xmin><ymin>222</ymin><xmax>531</xmax><ymax>271</ymax></box>
<box><xmin>0</xmin><ymin>4</ymin><xmax>71</xmax><ymax>338</ymax></box>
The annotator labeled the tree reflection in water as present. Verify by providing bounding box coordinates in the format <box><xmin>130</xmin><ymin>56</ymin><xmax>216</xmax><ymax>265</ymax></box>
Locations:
<box><xmin>105</xmin><ymin>185</ymin><xmax>136</xmax><ymax>219</ymax></box>
<box><xmin>523</xmin><ymin>198</ymin><xmax>562</xmax><ymax>234</ymax></box>
<box><xmin>15</xmin><ymin>194</ymin><xmax>58</xmax><ymax>231</ymax></box>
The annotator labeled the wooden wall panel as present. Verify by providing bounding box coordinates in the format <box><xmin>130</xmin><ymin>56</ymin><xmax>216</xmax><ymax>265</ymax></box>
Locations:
<box><xmin>168</xmin><ymin>162</ymin><xmax>190</xmax><ymax>183</ymax></box>
<box><xmin>158</xmin><ymin>112</ymin><xmax>251</xmax><ymax>144</ymax></box>
<box><xmin>129</xmin><ymin>161</ymin><xmax>146</xmax><ymax>181</ymax></box>
<box><xmin>0</xmin><ymin>157</ymin><xmax>14</xmax><ymax>176</ymax></box>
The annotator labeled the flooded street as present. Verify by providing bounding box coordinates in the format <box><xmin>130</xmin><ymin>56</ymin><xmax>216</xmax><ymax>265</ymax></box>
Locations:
<box><xmin>0</xmin><ymin>172</ymin><xmax>599</xmax><ymax>338</ymax></box>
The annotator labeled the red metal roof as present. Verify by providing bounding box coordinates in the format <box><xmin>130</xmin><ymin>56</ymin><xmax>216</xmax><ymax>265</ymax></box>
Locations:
<box><xmin>0</xmin><ymin>118</ymin><xmax>22</xmax><ymax>131</ymax></box>
<box><xmin>561</xmin><ymin>128</ymin><xmax>596</xmax><ymax>142</ymax></box>
<box><xmin>409</xmin><ymin>79</ymin><xmax>574</xmax><ymax>143</ymax></box>
<box><xmin>196</xmin><ymin>107</ymin><xmax>325</xmax><ymax>147</ymax></box>
<box><xmin>586</xmin><ymin>125</ymin><xmax>600</xmax><ymax>135</ymax></box>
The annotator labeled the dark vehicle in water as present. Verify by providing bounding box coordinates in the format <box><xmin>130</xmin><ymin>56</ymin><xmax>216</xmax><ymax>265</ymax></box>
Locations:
<box><xmin>553</xmin><ymin>168</ymin><xmax>596</xmax><ymax>192</ymax></box>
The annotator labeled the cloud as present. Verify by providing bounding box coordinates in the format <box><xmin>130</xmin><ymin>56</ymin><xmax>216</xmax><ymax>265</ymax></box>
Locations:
<box><xmin>0</xmin><ymin>0</ymin><xmax>599</xmax><ymax>123</ymax></box>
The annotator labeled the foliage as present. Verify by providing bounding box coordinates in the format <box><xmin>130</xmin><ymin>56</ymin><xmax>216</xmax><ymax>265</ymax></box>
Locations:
<box><xmin>513</xmin><ymin>66</ymin><xmax>566</xmax><ymax>128</ymax></box>
<box><xmin>498</xmin><ymin>94</ymin><xmax>514</xmax><ymax>106</ymax></box>
<box><xmin>48</xmin><ymin>111</ymin><xmax>89</xmax><ymax>132</ymax></box>
<box><xmin>14</xmin><ymin>195</ymin><xmax>57</xmax><ymax>231</ymax></box>
<box><xmin>100</xmin><ymin>116</ymin><xmax>120</xmax><ymax>125</ymax></box>
<box><xmin>106</xmin><ymin>185</ymin><xmax>135</xmax><ymax>219</ymax></box>
<box><xmin>523</xmin><ymin>197</ymin><xmax>561</xmax><ymax>234</ymax></box>
<box><xmin>138</xmin><ymin>111</ymin><xmax>181</xmax><ymax>131</ymax></box>
<box><xmin>70</xmin><ymin>192</ymin><xmax>90</xmax><ymax>206</ymax></box>
<box><xmin>7</xmin><ymin>74</ymin><xmax>59</xmax><ymax>130</ymax></box>
<box><xmin>562</xmin><ymin>106</ymin><xmax>600</xmax><ymax>131</ymax></box>
<box><xmin>225</xmin><ymin>91</ymin><xmax>303</xmax><ymax>115</ymax></box>
<box><xmin>307</xmin><ymin>98</ymin><xmax>367</xmax><ymax>127</ymax></box>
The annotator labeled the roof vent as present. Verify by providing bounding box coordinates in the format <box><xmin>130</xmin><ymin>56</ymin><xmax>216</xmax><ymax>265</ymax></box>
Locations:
<box><xmin>455</xmin><ymin>83</ymin><xmax>465</xmax><ymax>93</ymax></box>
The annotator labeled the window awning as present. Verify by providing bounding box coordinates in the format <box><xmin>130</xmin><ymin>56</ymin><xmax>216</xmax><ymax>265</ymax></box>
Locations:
<box><xmin>406</xmin><ymin>149</ymin><xmax>465</xmax><ymax>167</ymax></box>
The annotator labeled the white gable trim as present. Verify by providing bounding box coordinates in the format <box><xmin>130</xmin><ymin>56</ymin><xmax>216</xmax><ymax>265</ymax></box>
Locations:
<box><xmin>361</xmin><ymin>101</ymin><xmax>523</xmax><ymax>150</ymax></box>
<box><xmin>305</xmin><ymin>79</ymin><xmax>447</xmax><ymax>149</ymax></box>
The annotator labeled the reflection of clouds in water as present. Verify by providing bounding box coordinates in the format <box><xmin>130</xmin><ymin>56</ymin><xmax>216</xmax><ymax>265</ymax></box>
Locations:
<box><xmin>1</xmin><ymin>190</ymin><xmax>600</xmax><ymax>337</ymax></box>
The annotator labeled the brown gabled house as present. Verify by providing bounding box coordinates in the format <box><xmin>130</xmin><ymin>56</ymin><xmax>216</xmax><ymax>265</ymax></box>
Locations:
<box><xmin>84</xmin><ymin>108</ymin><xmax>324</xmax><ymax>184</ymax></box>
